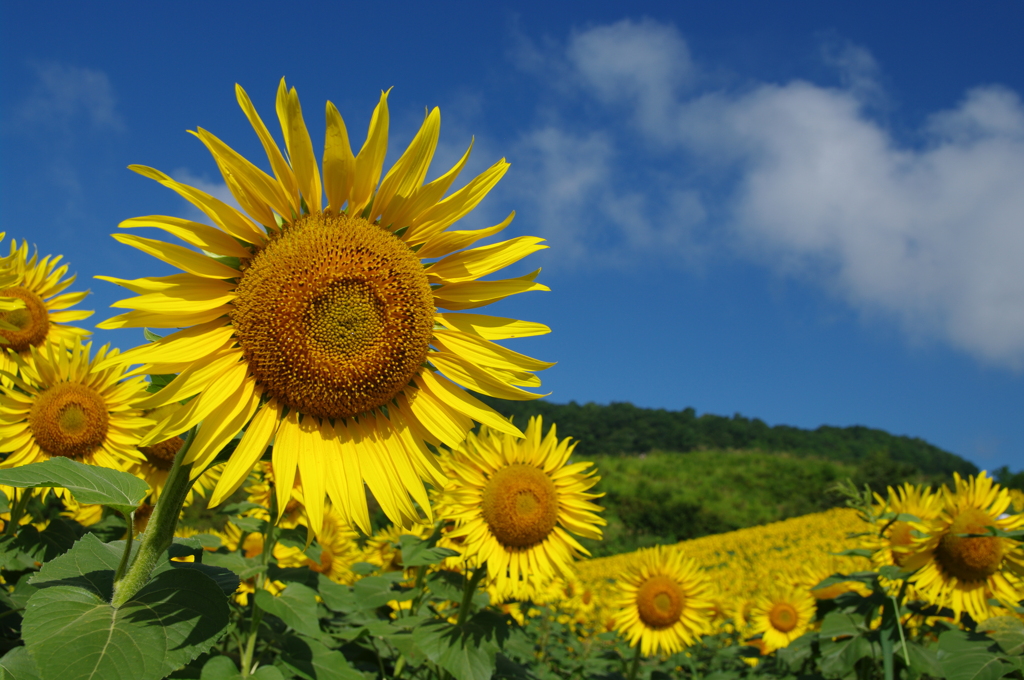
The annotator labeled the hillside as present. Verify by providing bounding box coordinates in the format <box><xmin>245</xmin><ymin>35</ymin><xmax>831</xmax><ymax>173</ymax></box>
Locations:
<box><xmin>477</xmin><ymin>396</ymin><xmax>977</xmax><ymax>477</ymax></box>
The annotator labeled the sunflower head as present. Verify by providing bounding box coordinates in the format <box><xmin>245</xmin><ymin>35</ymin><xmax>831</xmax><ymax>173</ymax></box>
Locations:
<box><xmin>613</xmin><ymin>545</ymin><xmax>713</xmax><ymax>657</ymax></box>
<box><xmin>749</xmin><ymin>586</ymin><xmax>816</xmax><ymax>653</ymax></box>
<box><xmin>99</xmin><ymin>80</ymin><xmax>554</xmax><ymax>543</ymax></box>
<box><xmin>0</xmin><ymin>341</ymin><xmax>150</xmax><ymax>470</ymax></box>
<box><xmin>439</xmin><ymin>416</ymin><xmax>604</xmax><ymax>595</ymax></box>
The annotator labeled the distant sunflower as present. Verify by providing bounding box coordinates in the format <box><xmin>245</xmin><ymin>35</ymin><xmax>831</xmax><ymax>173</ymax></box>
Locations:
<box><xmin>0</xmin><ymin>341</ymin><xmax>150</xmax><ymax>470</ymax></box>
<box><xmin>748</xmin><ymin>586</ymin><xmax>816</xmax><ymax>652</ymax></box>
<box><xmin>279</xmin><ymin>506</ymin><xmax>360</xmax><ymax>584</ymax></box>
<box><xmin>905</xmin><ymin>472</ymin><xmax>1024</xmax><ymax>622</ymax></box>
<box><xmin>441</xmin><ymin>416</ymin><xmax>604</xmax><ymax>594</ymax></box>
<box><xmin>613</xmin><ymin>545</ymin><xmax>714</xmax><ymax>657</ymax></box>
<box><xmin>0</xmin><ymin>239</ymin><xmax>92</xmax><ymax>375</ymax></box>
<box><xmin>859</xmin><ymin>482</ymin><xmax>942</xmax><ymax>595</ymax></box>
<box><xmin>99</xmin><ymin>79</ymin><xmax>552</xmax><ymax>539</ymax></box>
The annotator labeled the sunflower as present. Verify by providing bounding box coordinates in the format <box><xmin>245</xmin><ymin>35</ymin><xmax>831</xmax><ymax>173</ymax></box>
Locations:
<box><xmin>748</xmin><ymin>586</ymin><xmax>816</xmax><ymax>653</ymax></box>
<box><xmin>0</xmin><ymin>239</ymin><xmax>92</xmax><ymax>375</ymax></box>
<box><xmin>904</xmin><ymin>472</ymin><xmax>1024</xmax><ymax>622</ymax></box>
<box><xmin>613</xmin><ymin>545</ymin><xmax>714</xmax><ymax>657</ymax></box>
<box><xmin>98</xmin><ymin>79</ymin><xmax>552</xmax><ymax>540</ymax></box>
<box><xmin>239</xmin><ymin>461</ymin><xmax>309</xmax><ymax>530</ymax></box>
<box><xmin>0</xmin><ymin>341</ymin><xmax>150</xmax><ymax>471</ymax></box>
<box><xmin>130</xmin><ymin>404</ymin><xmax>222</xmax><ymax>504</ymax></box>
<box><xmin>440</xmin><ymin>416</ymin><xmax>604</xmax><ymax>595</ymax></box>
<box><xmin>279</xmin><ymin>506</ymin><xmax>360</xmax><ymax>584</ymax></box>
<box><xmin>362</xmin><ymin>522</ymin><xmax>432</xmax><ymax>579</ymax></box>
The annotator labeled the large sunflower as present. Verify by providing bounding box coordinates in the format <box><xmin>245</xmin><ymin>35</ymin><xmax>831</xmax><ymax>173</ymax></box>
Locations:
<box><xmin>98</xmin><ymin>80</ymin><xmax>552</xmax><ymax>539</ymax></box>
<box><xmin>0</xmin><ymin>341</ymin><xmax>151</xmax><ymax>470</ymax></box>
<box><xmin>747</xmin><ymin>586</ymin><xmax>816</xmax><ymax>653</ymax></box>
<box><xmin>440</xmin><ymin>416</ymin><xmax>604</xmax><ymax>595</ymax></box>
<box><xmin>905</xmin><ymin>472</ymin><xmax>1024</xmax><ymax>622</ymax></box>
<box><xmin>0</xmin><ymin>239</ymin><xmax>92</xmax><ymax>373</ymax></box>
<box><xmin>613</xmin><ymin>545</ymin><xmax>714</xmax><ymax>657</ymax></box>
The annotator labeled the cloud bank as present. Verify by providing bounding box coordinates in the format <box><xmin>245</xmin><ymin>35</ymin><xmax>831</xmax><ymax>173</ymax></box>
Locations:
<box><xmin>514</xmin><ymin>19</ymin><xmax>1024</xmax><ymax>369</ymax></box>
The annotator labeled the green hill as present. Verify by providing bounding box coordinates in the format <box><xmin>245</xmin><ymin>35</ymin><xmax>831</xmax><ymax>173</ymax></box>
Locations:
<box><xmin>477</xmin><ymin>397</ymin><xmax>977</xmax><ymax>477</ymax></box>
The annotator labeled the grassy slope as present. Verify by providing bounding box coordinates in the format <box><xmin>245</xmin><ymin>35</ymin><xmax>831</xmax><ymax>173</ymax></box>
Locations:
<box><xmin>579</xmin><ymin>449</ymin><xmax>858</xmax><ymax>557</ymax></box>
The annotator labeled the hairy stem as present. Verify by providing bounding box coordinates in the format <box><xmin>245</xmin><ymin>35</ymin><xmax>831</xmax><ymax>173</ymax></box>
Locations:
<box><xmin>111</xmin><ymin>428</ymin><xmax>196</xmax><ymax>608</ymax></box>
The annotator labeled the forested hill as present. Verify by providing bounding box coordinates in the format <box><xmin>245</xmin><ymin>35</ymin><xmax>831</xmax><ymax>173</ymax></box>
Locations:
<box><xmin>477</xmin><ymin>397</ymin><xmax>977</xmax><ymax>477</ymax></box>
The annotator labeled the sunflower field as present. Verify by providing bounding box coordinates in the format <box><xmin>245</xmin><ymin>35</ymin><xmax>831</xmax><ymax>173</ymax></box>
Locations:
<box><xmin>0</xmin><ymin>80</ymin><xmax>1022</xmax><ymax>680</ymax></box>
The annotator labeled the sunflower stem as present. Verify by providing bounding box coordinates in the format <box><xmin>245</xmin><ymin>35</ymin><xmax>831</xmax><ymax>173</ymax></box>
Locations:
<box><xmin>240</xmin><ymin>484</ymin><xmax>280</xmax><ymax>678</ymax></box>
<box><xmin>456</xmin><ymin>566</ymin><xmax>487</xmax><ymax>626</ymax></box>
<box><xmin>111</xmin><ymin>428</ymin><xmax>196</xmax><ymax>608</ymax></box>
<box><xmin>3</xmin><ymin>487</ymin><xmax>33</xmax><ymax>536</ymax></box>
<box><xmin>112</xmin><ymin>509</ymin><xmax>134</xmax><ymax>583</ymax></box>
<box><xmin>626</xmin><ymin>641</ymin><xmax>642</xmax><ymax>680</ymax></box>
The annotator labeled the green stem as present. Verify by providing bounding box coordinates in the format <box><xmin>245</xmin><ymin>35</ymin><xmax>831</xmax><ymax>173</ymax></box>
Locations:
<box><xmin>408</xmin><ymin>564</ymin><xmax>429</xmax><ymax>616</ymax></box>
<box><xmin>111</xmin><ymin>428</ymin><xmax>196</xmax><ymax>608</ymax></box>
<box><xmin>456</xmin><ymin>566</ymin><xmax>487</xmax><ymax>626</ymax></box>
<box><xmin>112</xmin><ymin>510</ymin><xmax>135</xmax><ymax>583</ymax></box>
<box><xmin>4</xmin><ymin>487</ymin><xmax>33</xmax><ymax>535</ymax></box>
<box><xmin>240</xmin><ymin>485</ymin><xmax>279</xmax><ymax>678</ymax></box>
<box><xmin>626</xmin><ymin>641</ymin><xmax>642</xmax><ymax>680</ymax></box>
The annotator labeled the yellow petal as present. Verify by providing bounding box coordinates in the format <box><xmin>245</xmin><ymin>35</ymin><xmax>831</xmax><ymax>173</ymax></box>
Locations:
<box><xmin>236</xmin><ymin>83</ymin><xmax>300</xmax><ymax>217</ymax></box>
<box><xmin>349</xmin><ymin>90</ymin><xmax>390</xmax><ymax>215</ymax></box>
<box><xmin>272</xmin><ymin>409</ymin><xmax>302</xmax><ymax>522</ymax></box>
<box><xmin>430</xmin><ymin>352</ymin><xmax>546</xmax><ymax>401</ymax></box>
<box><xmin>297</xmin><ymin>414</ymin><xmax>327</xmax><ymax>537</ymax></box>
<box><xmin>401</xmin><ymin>385</ymin><xmax>473</xmax><ymax>449</ymax></box>
<box><xmin>432</xmin><ymin>329</ymin><xmax>554</xmax><ymax>372</ymax></box>
<box><xmin>120</xmin><ymin>215</ymin><xmax>253</xmax><ymax>259</ymax></box>
<box><xmin>276</xmin><ymin>79</ymin><xmax>322</xmax><ymax>214</ymax></box>
<box><xmin>111</xmin><ymin>234</ymin><xmax>239</xmax><ymax>279</ymax></box>
<box><xmin>415</xmin><ymin>212</ymin><xmax>512</xmax><ymax>260</ymax></box>
<box><xmin>427</xmin><ymin>236</ymin><xmax>547</xmax><ymax>284</ymax></box>
<box><xmin>373</xmin><ymin>107</ymin><xmax>440</xmax><ymax>225</ymax></box>
<box><xmin>151</xmin><ymin>360</ymin><xmax>249</xmax><ymax>443</ymax></box>
<box><xmin>332</xmin><ymin>420</ymin><xmax>371</xmax><ymax>535</ymax></box>
<box><xmin>98</xmin><ymin>320</ymin><xmax>234</xmax><ymax>370</ymax></box>
<box><xmin>405</xmin><ymin>158</ymin><xmax>509</xmax><ymax>244</ymax></box>
<box><xmin>96</xmin><ymin>307</ymin><xmax>227</xmax><ymax>330</ymax></box>
<box><xmin>185</xmin><ymin>375</ymin><xmax>260</xmax><ymax>468</ymax></box>
<box><xmin>134</xmin><ymin>349</ymin><xmax>241</xmax><ymax>410</ymax></box>
<box><xmin>323</xmin><ymin>101</ymin><xmax>355</xmax><ymax>214</ymax></box>
<box><xmin>386</xmin><ymin>140</ymin><xmax>472</xmax><ymax>233</ymax></box>
<box><xmin>208</xmin><ymin>400</ymin><xmax>281</xmax><ymax>507</ymax></box>
<box><xmin>435</xmin><ymin>313</ymin><xmax>550</xmax><ymax>340</ymax></box>
<box><xmin>432</xmin><ymin>269</ymin><xmax>549</xmax><ymax>311</ymax></box>
<box><xmin>414</xmin><ymin>370</ymin><xmax>523</xmax><ymax>438</ymax></box>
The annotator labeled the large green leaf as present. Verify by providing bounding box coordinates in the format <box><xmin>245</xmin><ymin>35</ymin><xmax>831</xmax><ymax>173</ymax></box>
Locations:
<box><xmin>937</xmin><ymin>629</ymin><xmax>1015</xmax><ymax>680</ymax></box>
<box><xmin>29</xmin><ymin>532</ymin><xmax>125</xmax><ymax>595</ymax></box>
<box><xmin>200</xmin><ymin>655</ymin><xmax>284</xmax><ymax>680</ymax></box>
<box><xmin>255</xmin><ymin>583</ymin><xmax>321</xmax><ymax>639</ymax></box>
<box><xmin>980</xmin><ymin>616</ymin><xmax>1024</xmax><ymax>656</ymax></box>
<box><xmin>412</xmin><ymin>611</ymin><xmax>511</xmax><ymax>680</ymax></box>
<box><xmin>0</xmin><ymin>647</ymin><xmax>40</xmax><ymax>680</ymax></box>
<box><xmin>22</xmin><ymin>568</ymin><xmax>230</xmax><ymax>680</ymax></box>
<box><xmin>0</xmin><ymin>459</ymin><xmax>148</xmax><ymax>514</ymax></box>
<box><xmin>279</xmin><ymin>635</ymin><xmax>365</xmax><ymax>680</ymax></box>
<box><xmin>397</xmin><ymin>534</ymin><xmax>459</xmax><ymax>567</ymax></box>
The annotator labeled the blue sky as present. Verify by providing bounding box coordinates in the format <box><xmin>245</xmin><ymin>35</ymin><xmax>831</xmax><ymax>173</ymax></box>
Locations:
<box><xmin>2</xmin><ymin>1</ymin><xmax>1023</xmax><ymax>471</ymax></box>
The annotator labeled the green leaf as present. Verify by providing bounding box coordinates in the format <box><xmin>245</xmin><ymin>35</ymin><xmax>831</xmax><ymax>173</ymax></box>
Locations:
<box><xmin>427</xmin><ymin>571</ymin><xmax>468</xmax><ymax>602</ymax></box>
<box><xmin>316</xmin><ymin>575</ymin><xmax>356</xmax><ymax>613</ymax></box>
<box><xmin>818</xmin><ymin>636</ymin><xmax>876</xmax><ymax>678</ymax></box>
<box><xmin>905</xmin><ymin>641</ymin><xmax>944</xmax><ymax>677</ymax></box>
<box><xmin>0</xmin><ymin>489</ymin><xmax>9</xmax><ymax>515</ymax></box>
<box><xmin>818</xmin><ymin>611</ymin><xmax>863</xmax><ymax>639</ymax></box>
<box><xmin>775</xmin><ymin>631</ymin><xmax>815</xmax><ymax>669</ymax></box>
<box><xmin>412</xmin><ymin>611</ymin><xmax>511</xmax><ymax>680</ymax></box>
<box><xmin>22</xmin><ymin>568</ymin><xmax>230</xmax><ymax>680</ymax></box>
<box><xmin>279</xmin><ymin>635</ymin><xmax>365</xmax><ymax>680</ymax></box>
<box><xmin>0</xmin><ymin>459</ymin><xmax>148</xmax><ymax>514</ymax></box>
<box><xmin>199</xmin><ymin>655</ymin><xmax>285</xmax><ymax>680</ymax></box>
<box><xmin>204</xmin><ymin>551</ymin><xmax>267</xmax><ymax>580</ymax></box>
<box><xmin>29</xmin><ymin>533</ymin><xmax>125</xmax><ymax>595</ymax></box>
<box><xmin>979</xmin><ymin>616</ymin><xmax>1024</xmax><ymax>656</ymax></box>
<box><xmin>397</xmin><ymin>534</ymin><xmax>459</xmax><ymax>567</ymax></box>
<box><xmin>937</xmin><ymin>629</ymin><xmax>1015</xmax><ymax>680</ymax></box>
<box><xmin>0</xmin><ymin>647</ymin><xmax>40</xmax><ymax>680</ymax></box>
<box><xmin>255</xmin><ymin>583</ymin><xmax>321</xmax><ymax>639</ymax></box>
<box><xmin>351</xmin><ymin>575</ymin><xmax>398</xmax><ymax>610</ymax></box>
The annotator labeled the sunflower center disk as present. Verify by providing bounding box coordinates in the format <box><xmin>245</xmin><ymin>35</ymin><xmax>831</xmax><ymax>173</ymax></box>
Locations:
<box><xmin>139</xmin><ymin>436</ymin><xmax>184</xmax><ymax>471</ymax></box>
<box><xmin>232</xmin><ymin>212</ymin><xmax>435</xmax><ymax>420</ymax></box>
<box><xmin>769</xmin><ymin>603</ymin><xmax>799</xmax><ymax>633</ymax></box>
<box><xmin>28</xmin><ymin>382</ymin><xmax>109</xmax><ymax>459</ymax></box>
<box><xmin>0</xmin><ymin>287</ymin><xmax>50</xmax><ymax>351</ymax></box>
<box><xmin>481</xmin><ymin>464</ymin><xmax>560</xmax><ymax>549</ymax></box>
<box><xmin>636</xmin><ymin>574</ymin><xmax>684</xmax><ymax>628</ymax></box>
<box><xmin>936</xmin><ymin>507</ymin><xmax>1005</xmax><ymax>582</ymax></box>
<box><xmin>888</xmin><ymin>520</ymin><xmax>914</xmax><ymax>567</ymax></box>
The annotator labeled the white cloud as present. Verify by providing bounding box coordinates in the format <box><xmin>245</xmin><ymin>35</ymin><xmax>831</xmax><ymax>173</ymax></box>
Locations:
<box><xmin>516</xmin><ymin>19</ymin><xmax>1024</xmax><ymax>368</ymax></box>
<box><xmin>15</xmin><ymin>62</ymin><xmax>123</xmax><ymax>132</ymax></box>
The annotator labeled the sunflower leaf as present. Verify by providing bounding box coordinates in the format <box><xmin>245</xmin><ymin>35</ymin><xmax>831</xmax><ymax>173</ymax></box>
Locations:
<box><xmin>21</xmin><ymin>568</ymin><xmax>230</xmax><ymax>680</ymax></box>
<box><xmin>0</xmin><ymin>458</ymin><xmax>149</xmax><ymax>513</ymax></box>
<box><xmin>254</xmin><ymin>583</ymin><xmax>321</xmax><ymax>639</ymax></box>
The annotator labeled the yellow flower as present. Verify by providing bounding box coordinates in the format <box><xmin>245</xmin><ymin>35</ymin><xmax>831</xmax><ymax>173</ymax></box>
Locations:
<box><xmin>0</xmin><ymin>341</ymin><xmax>150</xmax><ymax>470</ymax></box>
<box><xmin>748</xmin><ymin>586</ymin><xmax>816</xmax><ymax>653</ymax></box>
<box><xmin>98</xmin><ymin>79</ymin><xmax>552</xmax><ymax>540</ymax></box>
<box><xmin>129</xmin><ymin>405</ymin><xmax>222</xmax><ymax>504</ymax></box>
<box><xmin>279</xmin><ymin>506</ymin><xmax>360</xmax><ymax>584</ymax></box>
<box><xmin>863</xmin><ymin>483</ymin><xmax>943</xmax><ymax>573</ymax></box>
<box><xmin>613</xmin><ymin>545</ymin><xmax>714</xmax><ymax>657</ymax></box>
<box><xmin>905</xmin><ymin>472</ymin><xmax>1024</xmax><ymax>622</ymax></box>
<box><xmin>0</xmin><ymin>239</ymin><xmax>92</xmax><ymax>372</ymax></box>
<box><xmin>440</xmin><ymin>416</ymin><xmax>604</xmax><ymax>595</ymax></box>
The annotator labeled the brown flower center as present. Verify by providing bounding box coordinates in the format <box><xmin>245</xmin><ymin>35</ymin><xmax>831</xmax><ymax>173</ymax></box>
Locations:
<box><xmin>29</xmin><ymin>382</ymin><xmax>109</xmax><ymax>459</ymax></box>
<box><xmin>0</xmin><ymin>286</ymin><xmax>49</xmax><ymax>351</ymax></box>
<box><xmin>935</xmin><ymin>507</ymin><xmax>1005</xmax><ymax>582</ymax></box>
<box><xmin>231</xmin><ymin>212</ymin><xmax>434</xmax><ymax>420</ymax></box>
<box><xmin>768</xmin><ymin>602</ymin><xmax>799</xmax><ymax>633</ymax></box>
<box><xmin>139</xmin><ymin>436</ymin><xmax>183</xmax><ymax>470</ymax></box>
<box><xmin>636</xmin><ymin>574</ymin><xmax>684</xmax><ymax>628</ymax></box>
<box><xmin>481</xmin><ymin>464</ymin><xmax>560</xmax><ymax>549</ymax></box>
